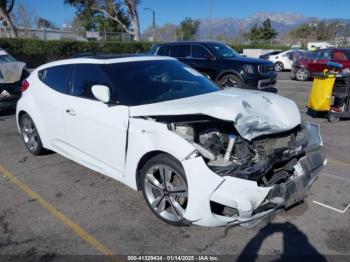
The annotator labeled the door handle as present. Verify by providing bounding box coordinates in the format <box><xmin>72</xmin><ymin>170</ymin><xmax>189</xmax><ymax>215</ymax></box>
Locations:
<box><xmin>65</xmin><ymin>108</ymin><xmax>76</xmax><ymax>116</ymax></box>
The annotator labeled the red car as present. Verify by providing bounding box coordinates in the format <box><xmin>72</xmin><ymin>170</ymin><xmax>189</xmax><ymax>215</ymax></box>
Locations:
<box><xmin>291</xmin><ymin>48</ymin><xmax>350</xmax><ymax>81</ymax></box>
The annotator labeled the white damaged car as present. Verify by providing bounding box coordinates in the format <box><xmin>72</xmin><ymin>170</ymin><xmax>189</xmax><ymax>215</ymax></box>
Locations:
<box><xmin>16</xmin><ymin>55</ymin><xmax>326</xmax><ymax>227</ymax></box>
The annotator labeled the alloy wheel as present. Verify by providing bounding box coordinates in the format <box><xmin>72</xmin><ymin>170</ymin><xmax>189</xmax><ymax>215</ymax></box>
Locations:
<box><xmin>296</xmin><ymin>69</ymin><xmax>309</xmax><ymax>81</ymax></box>
<box><xmin>274</xmin><ymin>62</ymin><xmax>284</xmax><ymax>72</ymax></box>
<box><xmin>220</xmin><ymin>77</ymin><xmax>238</xmax><ymax>88</ymax></box>
<box><xmin>21</xmin><ymin>116</ymin><xmax>39</xmax><ymax>152</ymax></box>
<box><xmin>144</xmin><ymin>164</ymin><xmax>188</xmax><ymax>222</ymax></box>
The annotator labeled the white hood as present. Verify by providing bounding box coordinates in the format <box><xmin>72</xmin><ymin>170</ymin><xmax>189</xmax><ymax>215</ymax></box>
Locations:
<box><xmin>129</xmin><ymin>88</ymin><xmax>301</xmax><ymax>141</ymax></box>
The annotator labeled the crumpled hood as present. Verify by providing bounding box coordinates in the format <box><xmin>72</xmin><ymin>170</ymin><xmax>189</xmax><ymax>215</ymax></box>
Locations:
<box><xmin>0</xmin><ymin>62</ymin><xmax>25</xmax><ymax>84</ymax></box>
<box><xmin>129</xmin><ymin>88</ymin><xmax>301</xmax><ymax>141</ymax></box>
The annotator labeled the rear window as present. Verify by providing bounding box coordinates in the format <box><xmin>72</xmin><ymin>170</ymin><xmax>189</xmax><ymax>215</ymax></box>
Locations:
<box><xmin>157</xmin><ymin>46</ymin><xmax>170</xmax><ymax>56</ymax></box>
<box><xmin>38</xmin><ymin>65</ymin><xmax>71</xmax><ymax>93</ymax></box>
<box><xmin>0</xmin><ymin>54</ymin><xmax>16</xmax><ymax>62</ymax></box>
<box><xmin>170</xmin><ymin>45</ymin><xmax>190</xmax><ymax>58</ymax></box>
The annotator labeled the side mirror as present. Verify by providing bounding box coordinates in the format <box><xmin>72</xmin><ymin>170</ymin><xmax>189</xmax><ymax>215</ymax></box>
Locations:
<box><xmin>91</xmin><ymin>85</ymin><xmax>110</xmax><ymax>103</ymax></box>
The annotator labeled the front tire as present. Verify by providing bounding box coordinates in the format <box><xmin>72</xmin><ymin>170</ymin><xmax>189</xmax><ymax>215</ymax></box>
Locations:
<box><xmin>295</xmin><ymin>68</ymin><xmax>310</xmax><ymax>81</ymax></box>
<box><xmin>20</xmin><ymin>114</ymin><xmax>45</xmax><ymax>155</ymax></box>
<box><xmin>217</xmin><ymin>74</ymin><xmax>242</xmax><ymax>89</ymax></box>
<box><xmin>141</xmin><ymin>154</ymin><xmax>189</xmax><ymax>226</ymax></box>
<box><xmin>274</xmin><ymin>62</ymin><xmax>284</xmax><ymax>72</ymax></box>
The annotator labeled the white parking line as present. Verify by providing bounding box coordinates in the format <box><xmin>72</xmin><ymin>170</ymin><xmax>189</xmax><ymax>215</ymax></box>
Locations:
<box><xmin>313</xmin><ymin>201</ymin><xmax>350</xmax><ymax>214</ymax></box>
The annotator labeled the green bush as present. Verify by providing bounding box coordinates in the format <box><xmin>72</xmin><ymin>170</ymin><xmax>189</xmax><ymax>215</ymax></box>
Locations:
<box><xmin>0</xmin><ymin>38</ymin><xmax>154</xmax><ymax>68</ymax></box>
<box><xmin>0</xmin><ymin>38</ymin><xmax>289</xmax><ymax>68</ymax></box>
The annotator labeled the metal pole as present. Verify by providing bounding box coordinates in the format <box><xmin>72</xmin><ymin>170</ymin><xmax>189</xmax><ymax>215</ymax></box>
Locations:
<box><xmin>152</xmin><ymin>10</ymin><xmax>155</xmax><ymax>41</ymax></box>
<box><xmin>144</xmin><ymin>8</ymin><xmax>156</xmax><ymax>42</ymax></box>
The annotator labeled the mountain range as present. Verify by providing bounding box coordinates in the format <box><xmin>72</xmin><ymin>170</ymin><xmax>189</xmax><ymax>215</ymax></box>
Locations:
<box><xmin>197</xmin><ymin>12</ymin><xmax>350</xmax><ymax>38</ymax></box>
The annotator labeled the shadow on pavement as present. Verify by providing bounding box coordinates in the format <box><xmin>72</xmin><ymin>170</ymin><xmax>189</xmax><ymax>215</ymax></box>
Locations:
<box><xmin>237</xmin><ymin>222</ymin><xmax>326</xmax><ymax>262</ymax></box>
<box><xmin>262</xmin><ymin>87</ymin><xmax>278</xmax><ymax>94</ymax></box>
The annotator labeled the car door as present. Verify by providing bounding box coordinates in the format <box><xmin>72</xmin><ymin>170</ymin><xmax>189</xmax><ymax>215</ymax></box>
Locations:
<box><xmin>169</xmin><ymin>44</ymin><xmax>191</xmax><ymax>65</ymax></box>
<box><xmin>36</xmin><ymin>64</ymin><xmax>72</xmax><ymax>150</ymax></box>
<box><xmin>188</xmin><ymin>44</ymin><xmax>218</xmax><ymax>79</ymax></box>
<box><xmin>63</xmin><ymin>63</ymin><xmax>129</xmax><ymax>179</ymax></box>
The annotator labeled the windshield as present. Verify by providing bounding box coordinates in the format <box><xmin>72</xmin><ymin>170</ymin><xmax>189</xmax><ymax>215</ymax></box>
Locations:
<box><xmin>0</xmin><ymin>54</ymin><xmax>16</xmax><ymax>62</ymax></box>
<box><xmin>103</xmin><ymin>60</ymin><xmax>220</xmax><ymax>106</ymax></box>
<box><xmin>210</xmin><ymin>43</ymin><xmax>240</xmax><ymax>58</ymax></box>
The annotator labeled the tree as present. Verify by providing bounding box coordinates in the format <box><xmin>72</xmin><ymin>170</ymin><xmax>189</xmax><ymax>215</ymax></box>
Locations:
<box><xmin>37</xmin><ymin>18</ymin><xmax>57</xmax><ymax>29</ymax></box>
<box><xmin>176</xmin><ymin>17</ymin><xmax>200</xmax><ymax>40</ymax></box>
<box><xmin>289</xmin><ymin>24</ymin><xmax>313</xmax><ymax>46</ymax></box>
<box><xmin>288</xmin><ymin>21</ymin><xmax>337</xmax><ymax>46</ymax></box>
<box><xmin>12</xmin><ymin>1</ymin><xmax>37</xmax><ymax>29</ymax></box>
<box><xmin>0</xmin><ymin>0</ymin><xmax>17</xmax><ymax>37</ymax></box>
<box><xmin>65</xmin><ymin>0</ymin><xmax>140</xmax><ymax>40</ymax></box>
<box><xmin>245</xmin><ymin>18</ymin><xmax>278</xmax><ymax>42</ymax></box>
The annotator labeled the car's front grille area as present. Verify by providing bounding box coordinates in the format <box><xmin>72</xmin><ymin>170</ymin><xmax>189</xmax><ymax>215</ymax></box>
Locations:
<box><xmin>258</xmin><ymin>64</ymin><xmax>274</xmax><ymax>74</ymax></box>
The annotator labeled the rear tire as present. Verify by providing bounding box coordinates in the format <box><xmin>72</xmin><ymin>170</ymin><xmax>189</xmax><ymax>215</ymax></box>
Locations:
<box><xmin>141</xmin><ymin>154</ymin><xmax>189</xmax><ymax>227</ymax></box>
<box><xmin>217</xmin><ymin>74</ymin><xmax>242</xmax><ymax>89</ymax></box>
<box><xmin>19</xmin><ymin>113</ymin><xmax>45</xmax><ymax>155</ymax></box>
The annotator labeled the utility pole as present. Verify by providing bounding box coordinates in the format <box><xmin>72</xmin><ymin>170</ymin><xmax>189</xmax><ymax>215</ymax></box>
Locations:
<box><xmin>208</xmin><ymin>0</ymin><xmax>212</xmax><ymax>39</ymax></box>
<box><xmin>144</xmin><ymin>7</ymin><xmax>156</xmax><ymax>41</ymax></box>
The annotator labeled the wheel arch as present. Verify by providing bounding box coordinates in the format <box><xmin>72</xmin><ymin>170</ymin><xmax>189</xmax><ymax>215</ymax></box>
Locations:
<box><xmin>135</xmin><ymin>150</ymin><xmax>179</xmax><ymax>191</ymax></box>
<box><xmin>214</xmin><ymin>69</ymin><xmax>244</xmax><ymax>83</ymax></box>
<box><xmin>17</xmin><ymin>110</ymin><xmax>29</xmax><ymax>133</ymax></box>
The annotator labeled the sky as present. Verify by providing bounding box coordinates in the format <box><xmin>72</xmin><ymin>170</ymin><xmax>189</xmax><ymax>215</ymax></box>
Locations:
<box><xmin>21</xmin><ymin>0</ymin><xmax>350</xmax><ymax>31</ymax></box>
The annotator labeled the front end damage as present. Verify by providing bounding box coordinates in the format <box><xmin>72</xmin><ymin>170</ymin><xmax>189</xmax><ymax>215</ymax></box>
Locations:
<box><xmin>152</xmin><ymin>115</ymin><xmax>326</xmax><ymax>227</ymax></box>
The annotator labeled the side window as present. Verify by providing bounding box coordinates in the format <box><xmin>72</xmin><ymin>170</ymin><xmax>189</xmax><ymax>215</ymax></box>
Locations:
<box><xmin>342</xmin><ymin>50</ymin><xmax>350</xmax><ymax>60</ymax></box>
<box><xmin>157</xmin><ymin>46</ymin><xmax>170</xmax><ymax>56</ymax></box>
<box><xmin>71</xmin><ymin>64</ymin><xmax>111</xmax><ymax>99</ymax></box>
<box><xmin>192</xmin><ymin>45</ymin><xmax>211</xmax><ymax>59</ymax></box>
<box><xmin>333</xmin><ymin>51</ymin><xmax>347</xmax><ymax>60</ymax></box>
<box><xmin>170</xmin><ymin>45</ymin><xmax>190</xmax><ymax>58</ymax></box>
<box><xmin>319</xmin><ymin>50</ymin><xmax>332</xmax><ymax>60</ymax></box>
<box><xmin>38</xmin><ymin>65</ymin><xmax>71</xmax><ymax>93</ymax></box>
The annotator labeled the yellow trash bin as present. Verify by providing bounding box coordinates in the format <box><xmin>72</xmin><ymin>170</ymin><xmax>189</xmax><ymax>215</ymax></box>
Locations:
<box><xmin>308</xmin><ymin>74</ymin><xmax>335</xmax><ymax>111</ymax></box>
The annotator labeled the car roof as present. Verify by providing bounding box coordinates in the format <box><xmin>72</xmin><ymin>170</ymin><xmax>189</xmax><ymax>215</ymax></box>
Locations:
<box><xmin>155</xmin><ymin>41</ymin><xmax>224</xmax><ymax>46</ymax></box>
<box><xmin>35</xmin><ymin>55</ymin><xmax>176</xmax><ymax>71</ymax></box>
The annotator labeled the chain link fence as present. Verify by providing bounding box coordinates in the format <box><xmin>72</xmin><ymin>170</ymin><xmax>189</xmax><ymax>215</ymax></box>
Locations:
<box><xmin>1</xmin><ymin>27</ymin><xmax>349</xmax><ymax>48</ymax></box>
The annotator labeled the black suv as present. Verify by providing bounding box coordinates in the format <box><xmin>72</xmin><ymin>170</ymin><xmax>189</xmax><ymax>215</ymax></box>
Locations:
<box><xmin>149</xmin><ymin>41</ymin><xmax>277</xmax><ymax>90</ymax></box>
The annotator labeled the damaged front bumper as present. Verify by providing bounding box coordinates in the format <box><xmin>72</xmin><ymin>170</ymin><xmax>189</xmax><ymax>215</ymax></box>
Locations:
<box><xmin>181</xmin><ymin>123</ymin><xmax>326</xmax><ymax>227</ymax></box>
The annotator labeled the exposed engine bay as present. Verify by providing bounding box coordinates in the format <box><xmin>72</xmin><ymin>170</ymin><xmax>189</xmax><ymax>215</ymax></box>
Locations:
<box><xmin>150</xmin><ymin>115</ymin><xmax>321</xmax><ymax>187</ymax></box>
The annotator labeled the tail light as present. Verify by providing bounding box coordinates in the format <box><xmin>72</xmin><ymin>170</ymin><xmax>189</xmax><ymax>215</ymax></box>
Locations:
<box><xmin>21</xmin><ymin>79</ymin><xmax>29</xmax><ymax>92</ymax></box>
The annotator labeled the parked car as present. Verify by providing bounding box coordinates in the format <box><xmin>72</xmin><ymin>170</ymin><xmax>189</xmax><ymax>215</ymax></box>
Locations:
<box><xmin>149</xmin><ymin>41</ymin><xmax>277</xmax><ymax>90</ymax></box>
<box><xmin>259</xmin><ymin>50</ymin><xmax>281</xmax><ymax>60</ymax></box>
<box><xmin>292</xmin><ymin>48</ymin><xmax>350</xmax><ymax>81</ymax></box>
<box><xmin>17</xmin><ymin>55</ymin><xmax>325</xmax><ymax>227</ymax></box>
<box><xmin>268</xmin><ymin>50</ymin><xmax>306</xmax><ymax>72</ymax></box>
<box><xmin>0</xmin><ymin>49</ymin><xmax>29</xmax><ymax>111</ymax></box>
<box><xmin>307</xmin><ymin>42</ymin><xmax>334</xmax><ymax>51</ymax></box>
